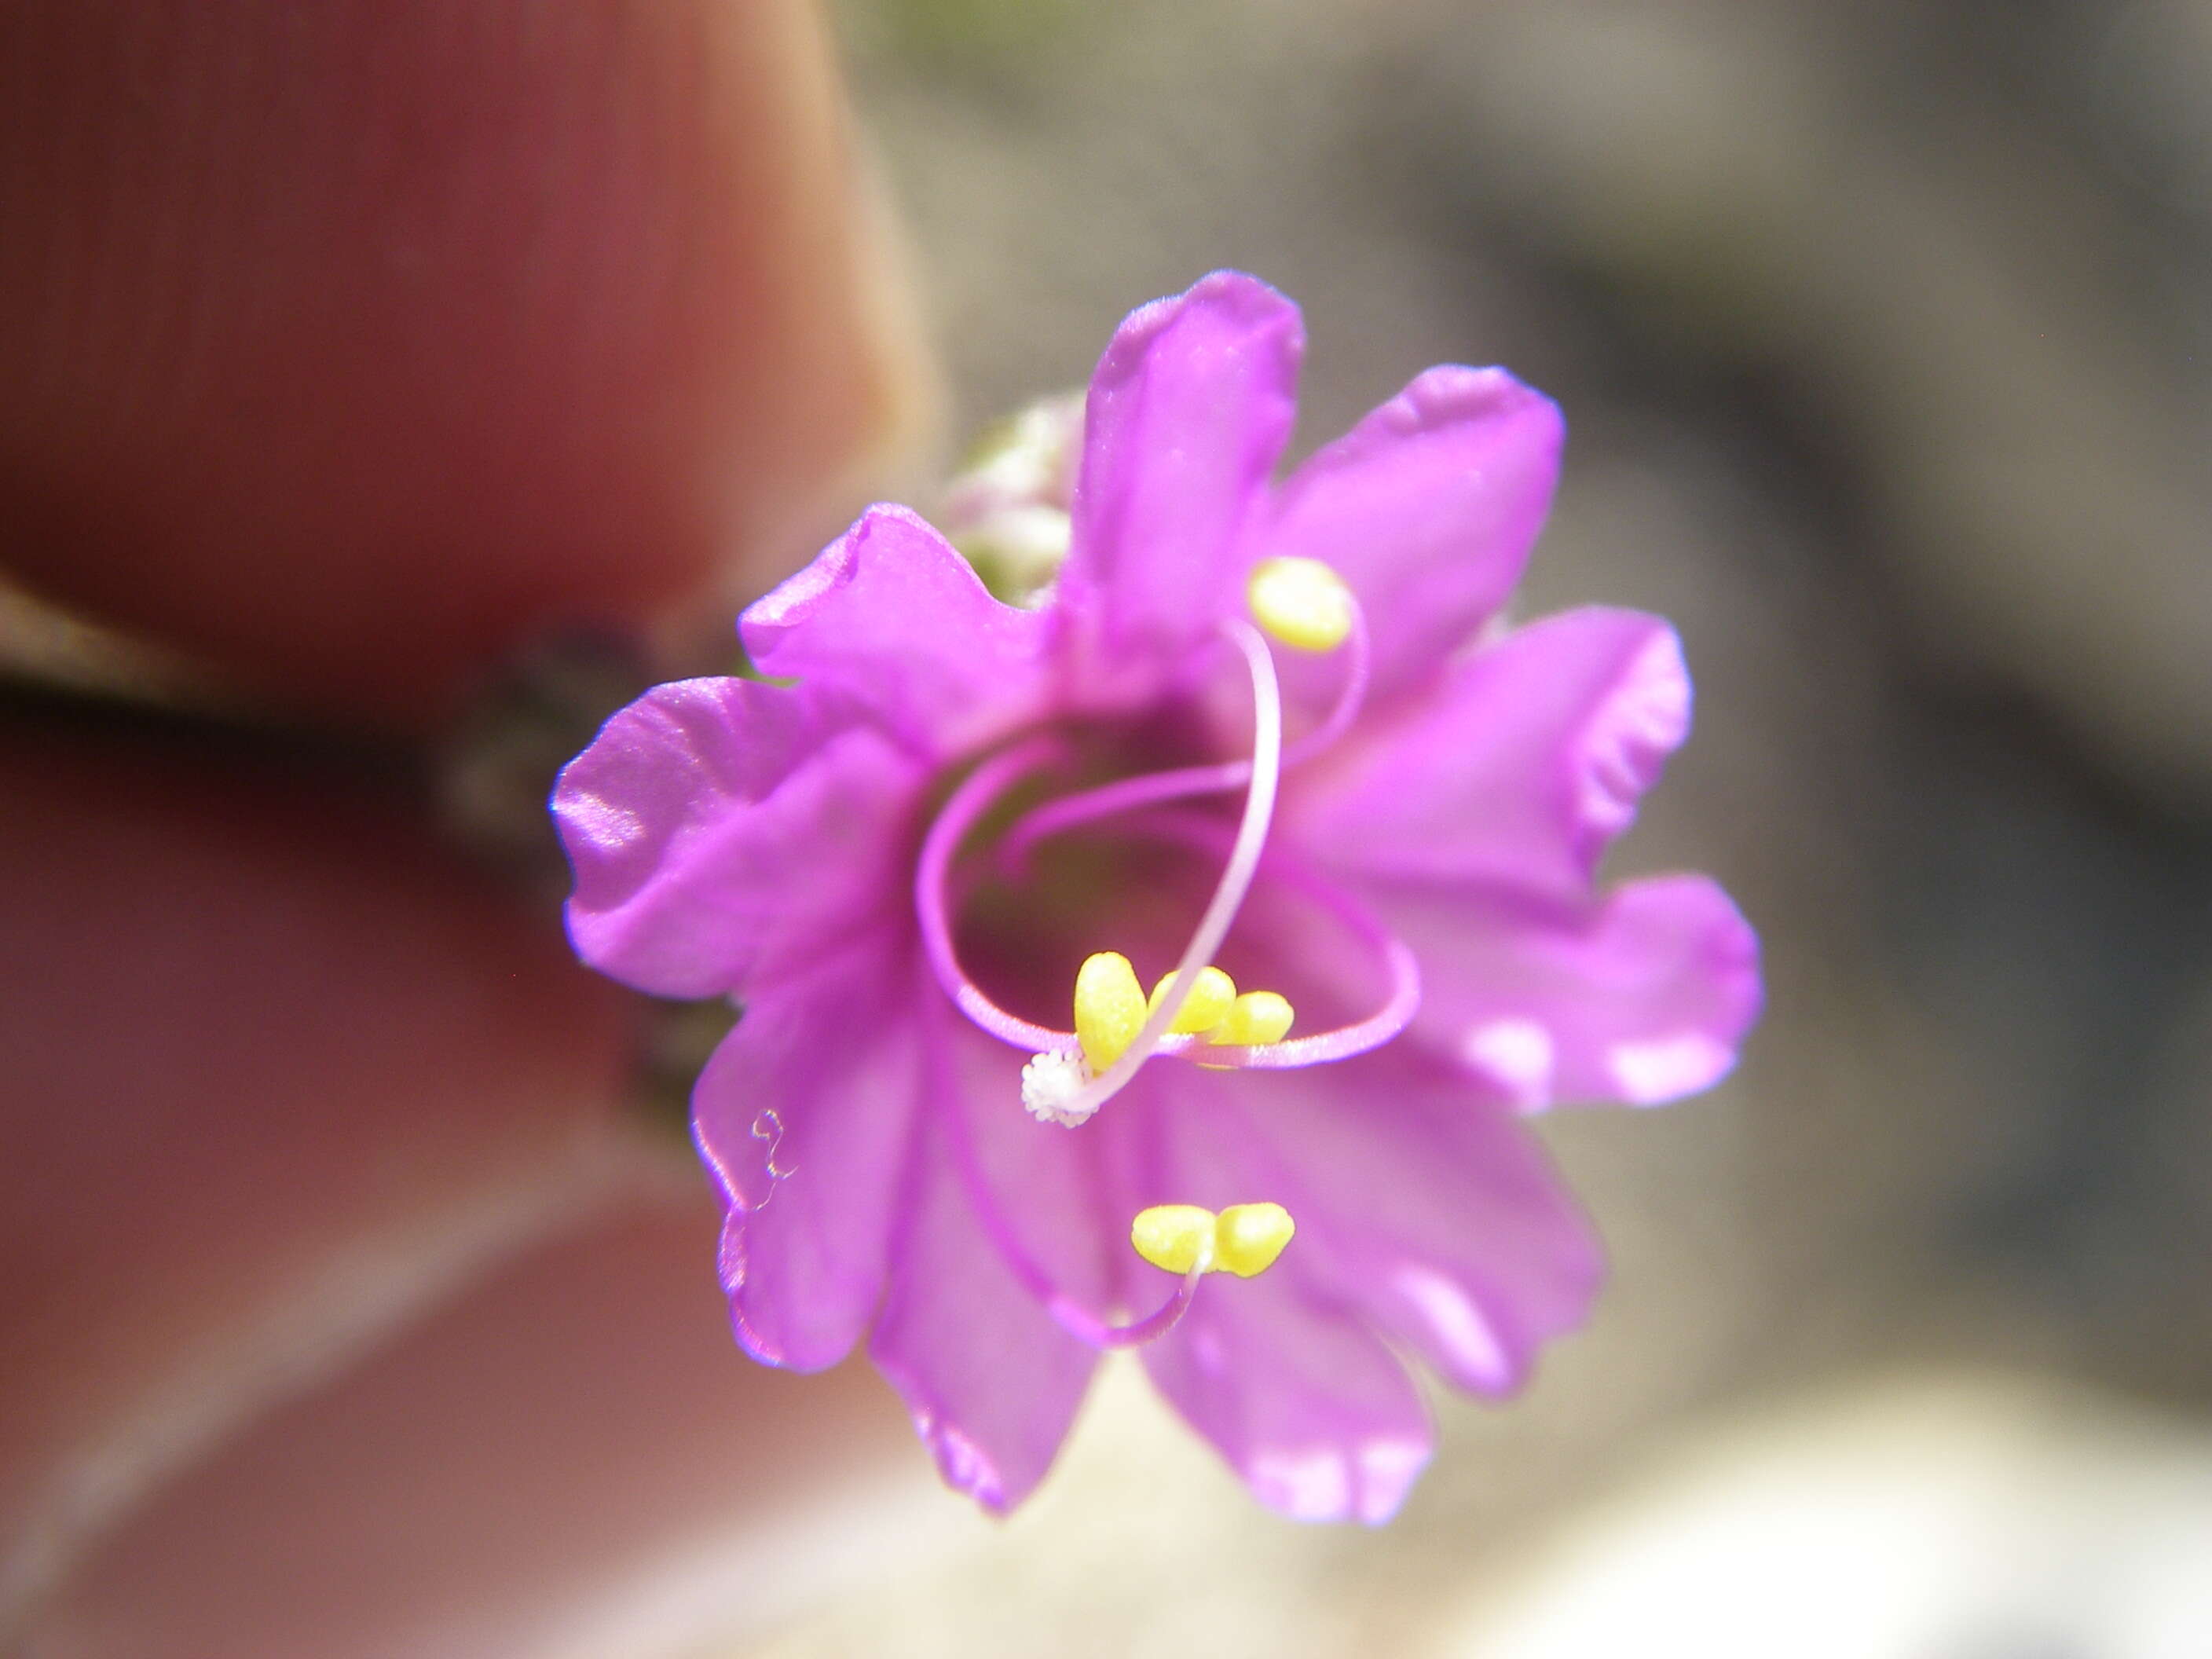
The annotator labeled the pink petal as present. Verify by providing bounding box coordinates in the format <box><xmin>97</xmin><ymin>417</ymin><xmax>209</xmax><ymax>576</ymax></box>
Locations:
<box><xmin>1265</xmin><ymin>366</ymin><xmax>1563</xmax><ymax>701</ymax></box>
<box><xmin>741</xmin><ymin>504</ymin><xmax>1051</xmax><ymax>759</ymax></box>
<box><xmin>1093</xmin><ymin>1083</ymin><xmax>1424</xmax><ymax>1530</ymax></box>
<box><xmin>868</xmin><ymin>1014</ymin><xmax>1109</xmax><ymax>1512</ymax></box>
<box><xmin>1173</xmin><ymin>1053</ymin><xmax>1603</xmax><ymax>1397</ymax></box>
<box><xmin>553</xmin><ymin>677</ymin><xmax>924</xmax><ymax>999</ymax></box>
<box><xmin>1375</xmin><ymin>872</ymin><xmax>1763</xmax><ymax>1111</ymax></box>
<box><xmin>1283</xmin><ymin>606</ymin><xmax>1693</xmax><ymax>896</ymax></box>
<box><xmin>1099</xmin><ymin>1079</ymin><xmax>1435</xmax><ymax>1525</ymax></box>
<box><xmin>1056</xmin><ymin>272</ymin><xmax>1304</xmax><ymax>691</ymax></box>
<box><xmin>691</xmin><ymin>932</ymin><xmax>925</xmax><ymax>1372</ymax></box>
<box><xmin>1143</xmin><ymin>1269</ymin><xmax>1434</xmax><ymax>1525</ymax></box>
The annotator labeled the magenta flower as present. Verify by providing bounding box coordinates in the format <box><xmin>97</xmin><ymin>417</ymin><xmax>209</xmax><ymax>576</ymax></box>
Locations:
<box><xmin>552</xmin><ymin>273</ymin><xmax>1760</xmax><ymax>1522</ymax></box>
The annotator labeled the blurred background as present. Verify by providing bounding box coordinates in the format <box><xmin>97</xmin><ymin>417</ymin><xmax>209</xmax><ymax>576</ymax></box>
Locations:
<box><xmin>5</xmin><ymin>0</ymin><xmax>2210</xmax><ymax>1654</ymax></box>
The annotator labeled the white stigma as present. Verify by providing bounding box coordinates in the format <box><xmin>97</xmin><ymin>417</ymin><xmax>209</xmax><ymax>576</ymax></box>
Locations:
<box><xmin>1021</xmin><ymin>1049</ymin><xmax>1098</xmax><ymax>1127</ymax></box>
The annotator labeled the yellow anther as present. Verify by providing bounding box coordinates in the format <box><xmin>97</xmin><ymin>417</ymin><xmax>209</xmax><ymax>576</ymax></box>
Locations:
<box><xmin>1211</xmin><ymin>989</ymin><xmax>1295</xmax><ymax>1047</ymax></box>
<box><xmin>1130</xmin><ymin>1205</ymin><xmax>1218</xmax><ymax>1274</ymax></box>
<box><xmin>1247</xmin><ymin>556</ymin><xmax>1354</xmax><ymax>653</ymax></box>
<box><xmin>1148</xmin><ymin>965</ymin><xmax>1239</xmax><ymax>1035</ymax></box>
<box><xmin>1130</xmin><ymin>1202</ymin><xmax>1297</xmax><ymax>1278</ymax></box>
<box><xmin>1073</xmin><ymin>951</ymin><xmax>1146</xmax><ymax>1072</ymax></box>
<box><xmin>1214</xmin><ymin>1203</ymin><xmax>1297</xmax><ymax>1277</ymax></box>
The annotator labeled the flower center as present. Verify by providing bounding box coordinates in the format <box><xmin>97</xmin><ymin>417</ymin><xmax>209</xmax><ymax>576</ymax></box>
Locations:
<box><xmin>910</xmin><ymin>556</ymin><xmax>1422</xmax><ymax>1350</ymax></box>
<box><xmin>914</xmin><ymin>558</ymin><xmax>1417</xmax><ymax>1119</ymax></box>
<box><xmin>1025</xmin><ymin>613</ymin><xmax>1287</xmax><ymax>1122</ymax></box>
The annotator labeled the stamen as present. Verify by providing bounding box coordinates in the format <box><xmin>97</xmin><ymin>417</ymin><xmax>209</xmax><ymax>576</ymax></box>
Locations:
<box><xmin>1073</xmin><ymin>950</ymin><xmax>1147</xmax><ymax>1071</ymax></box>
<box><xmin>1248</xmin><ymin>556</ymin><xmax>1355</xmax><ymax>653</ymax></box>
<box><xmin>914</xmin><ymin>734</ymin><xmax>1075</xmax><ymax>1056</ymax></box>
<box><xmin>1130</xmin><ymin>1205</ymin><xmax>1216</xmax><ymax>1274</ymax></box>
<box><xmin>1211</xmin><ymin>990</ymin><xmax>1295</xmax><ymax>1047</ymax></box>
<box><xmin>994</xmin><ymin>602</ymin><xmax>1369</xmax><ymax>878</ymax></box>
<box><xmin>937</xmin><ymin>1061</ymin><xmax>1210</xmax><ymax>1349</ymax></box>
<box><xmin>1148</xmin><ymin>965</ymin><xmax>1237</xmax><ymax>1034</ymax></box>
<box><xmin>1214</xmin><ymin>1203</ymin><xmax>1298</xmax><ymax>1276</ymax></box>
<box><xmin>1131</xmin><ymin>1202</ymin><xmax>1296</xmax><ymax>1279</ymax></box>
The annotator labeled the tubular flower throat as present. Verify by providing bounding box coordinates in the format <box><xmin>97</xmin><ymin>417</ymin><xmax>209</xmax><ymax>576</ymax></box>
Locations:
<box><xmin>553</xmin><ymin>273</ymin><xmax>1763</xmax><ymax>1523</ymax></box>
